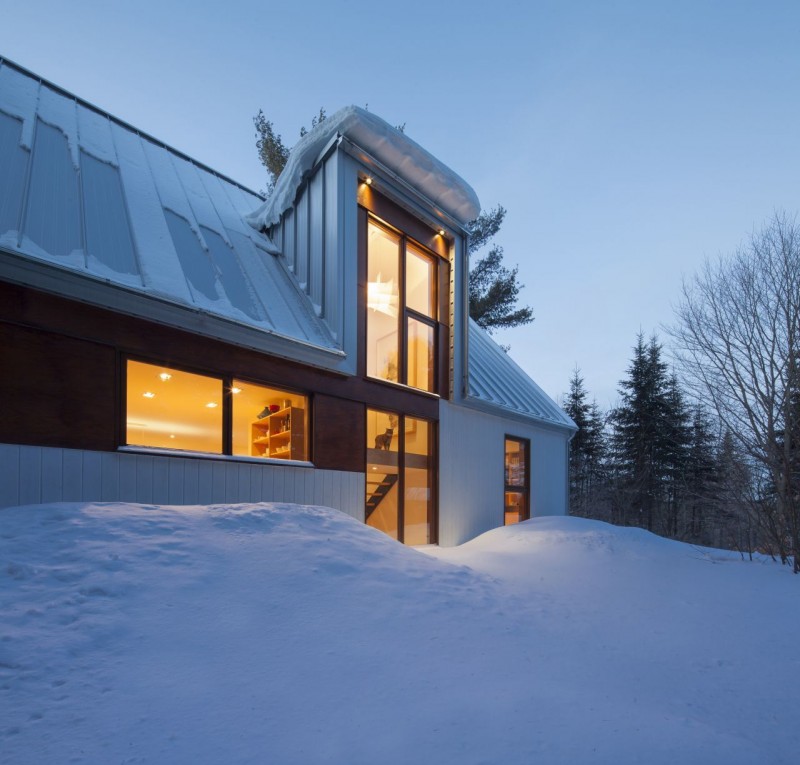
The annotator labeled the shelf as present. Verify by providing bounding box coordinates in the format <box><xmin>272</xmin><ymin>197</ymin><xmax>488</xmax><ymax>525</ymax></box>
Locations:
<box><xmin>250</xmin><ymin>406</ymin><xmax>305</xmax><ymax>460</ymax></box>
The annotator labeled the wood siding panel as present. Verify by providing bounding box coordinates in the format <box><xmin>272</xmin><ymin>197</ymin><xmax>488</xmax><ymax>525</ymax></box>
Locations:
<box><xmin>313</xmin><ymin>394</ymin><xmax>364</xmax><ymax>472</ymax></box>
<box><xmin>0</xmin><ymin>323</ymin><xmax>116</xmax><ymax>451</ymax></box>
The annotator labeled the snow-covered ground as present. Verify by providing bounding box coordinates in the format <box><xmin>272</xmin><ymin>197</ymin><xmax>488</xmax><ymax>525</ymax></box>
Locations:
<box><xmin>1</xmin><ymin>502</ymin><xmax>797</xmax><ymax>764</ymax></box>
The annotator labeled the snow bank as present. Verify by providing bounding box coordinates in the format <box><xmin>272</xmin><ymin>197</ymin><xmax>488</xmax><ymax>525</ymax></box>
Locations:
<box><xmin>1</xmin><ymin>504</ymin><xmax>797</xmax><ymax>764</ymax></box>
<box><xmin>246</xmin><ymin>106</ymin><xmax>481</xmax><ymax>230</ymax></box>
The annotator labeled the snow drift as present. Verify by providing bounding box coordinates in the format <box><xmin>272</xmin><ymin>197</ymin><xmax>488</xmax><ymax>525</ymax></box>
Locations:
<box><xmin>1</xmin><ymin>502</ymin><xmax>797</xmax><ymax>764</ymax></box>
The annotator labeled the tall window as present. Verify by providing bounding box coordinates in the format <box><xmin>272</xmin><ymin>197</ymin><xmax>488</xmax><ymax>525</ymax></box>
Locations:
<box><xmin>504</xmin><ymin>437</ymin><xmax>530</xmax><ymax>525</ymax></box>
<box><xmin>366</xmin><ymin>218</ymin><xmax>437</xmax><ymax>393</ymax></box>
<box><xmin>126</xmin><ymin>359</ymin><xmax>308</xmax><ymax>461</ymax></box>
<box><xmin>366</xmin><ymin>408</ymin><xmax>435</xmax><ymax>544</ymax></box>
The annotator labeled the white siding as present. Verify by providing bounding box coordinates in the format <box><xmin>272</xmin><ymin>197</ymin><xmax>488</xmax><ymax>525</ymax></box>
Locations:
<box><xmin>438</xmin><ymin>401</ymin><xmax>570</xmax><ymax>546</ymax></box>
<box><xmin>0</xmin><ymin>444</ymin><xmax>365</xmax><ymax>522</ymax></box>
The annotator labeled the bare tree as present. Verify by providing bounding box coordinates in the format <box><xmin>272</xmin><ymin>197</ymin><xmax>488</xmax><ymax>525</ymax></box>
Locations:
<box><xmin>668</xmin><ymin>213</ymin><xmax>800</xmax><ymax>571</ymax></box>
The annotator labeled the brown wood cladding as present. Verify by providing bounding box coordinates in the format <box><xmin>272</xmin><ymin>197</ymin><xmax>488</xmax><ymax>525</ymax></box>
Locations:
<box><xmin>0</xmin><ymin>282</ymin><xmax>439</xmax><ymax>472</ymax></box>
<box><xmin>312</xmin><ymin>395</ymin><xmax>365</xmax><ymax>471</ymax></box>
<box><xmin>0</xmin><ymin>322</ymin><xmax>117</xmax><ymax>451</ymax></box>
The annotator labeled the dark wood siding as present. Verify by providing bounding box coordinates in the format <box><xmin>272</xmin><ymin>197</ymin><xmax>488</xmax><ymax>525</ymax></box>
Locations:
<box><xmin>0</xmin><ymin>281</ymin><xmax>438</xmax><ymax>472</ymax></box>
<box><xmin>0</xmin><ymin>322</ymin><xmax>117</xmax><ymax>451</ymax></box>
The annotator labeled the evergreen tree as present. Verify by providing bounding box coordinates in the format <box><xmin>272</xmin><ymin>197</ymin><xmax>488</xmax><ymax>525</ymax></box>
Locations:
<box><xmin>563</xmin><ymin>368</ymin><xmax>606</xmax><ymax>516</ymax></box>
<box><xmin>610</xmin><ymin>333</ymin><xmax>685</xmax><ymax>532</ymax></box>
<box><xmin>466</xmin><ymin>206</ymin><xmax>534</xmax><ymax>333</ymax></box>
<box><xmin>683</xmin><ymin>405</ymin><xmax>719</xmax><ymax>542</ymax></box>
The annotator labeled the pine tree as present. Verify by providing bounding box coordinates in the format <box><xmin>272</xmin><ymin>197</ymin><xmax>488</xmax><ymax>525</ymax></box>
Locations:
<box><xmin>466</xmin><ymin>206</ymin><xmax>534</xmax><ymax>333</ymax></box>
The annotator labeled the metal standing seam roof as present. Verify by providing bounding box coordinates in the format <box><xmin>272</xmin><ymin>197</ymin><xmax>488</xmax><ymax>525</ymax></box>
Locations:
<box><xmin>467</xmin><ymin>320</ymin><xmax>577</xmax><ymax>431</ymax></box>
<box><xmin>0</xmin><ymin>58</ymin><xmax>335</xmax><ymax>352</ymax></box>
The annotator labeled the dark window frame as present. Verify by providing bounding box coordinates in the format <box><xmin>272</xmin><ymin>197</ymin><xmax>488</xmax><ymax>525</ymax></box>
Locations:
<box><xmin>504</xmin><ymin>435</ymin><xmax>531</xmax><ymax>525</ymax></box>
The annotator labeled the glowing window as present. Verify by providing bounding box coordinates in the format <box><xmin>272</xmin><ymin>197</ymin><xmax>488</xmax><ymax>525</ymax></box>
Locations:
<box><xmin>125</xmin><ymin>360</ymin><xmax>308</xmax><ymax>461</ymax></box>
<box><xmin>126</xmin><ymin>360</ymin><xmax>222</xmax><ymax>453</ymax></box>
<box><xmin>504</xmin><ymin>437</ymin><xmax>530</xmax><ymax>525</ymax></box>
<box><xmin>366</xmin><ymin>217</ymin><xmax>438</xmax><ymax>393</ymax></box>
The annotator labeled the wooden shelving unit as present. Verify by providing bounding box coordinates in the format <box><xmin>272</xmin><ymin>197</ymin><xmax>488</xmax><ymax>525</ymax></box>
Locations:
<box><xmin>250</xmin><ymin>406</ymin><xmax>305</xmax><ymax>460</ymax></box>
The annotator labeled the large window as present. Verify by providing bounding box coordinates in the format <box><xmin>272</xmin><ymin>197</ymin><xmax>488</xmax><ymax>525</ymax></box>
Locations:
<box><xmin>126</xmin><ymin>359</ymin><xmax>308</xmax><ymax>460</ymax></box>
<box><xmin>366</xmin><ymin>408</ymin><xmax>435</xmax><ymax>544</ymax></box>
<box><xmin>504</xmin><ymin>437</ymin><xmax>530</xmax><ymax>525</ymax></box>
<box><xmin>366</xmin><ymin>218</ymin><xmax>438</xmax><ymax>393</ymax></box>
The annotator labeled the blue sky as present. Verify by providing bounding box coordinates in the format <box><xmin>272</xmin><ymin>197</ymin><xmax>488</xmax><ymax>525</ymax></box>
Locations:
<box><xmin>3</xmin><ymin>0</ymin><xmax>799</xmax><ymax>407</ymax></box>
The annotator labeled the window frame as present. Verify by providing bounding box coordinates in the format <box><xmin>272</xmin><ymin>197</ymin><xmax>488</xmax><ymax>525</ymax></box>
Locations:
<box><xmin>365</xmin><ymin>214</ymin><xmax>440</xmax><ymax>394</ymax></box>
<box><xmin>122</xmin><ymin>355</ymin><xmax>312</xmax><ymax>463</ymax></box>
<box><xmin>504</xmin><ymin>435</ymin><xmax>531</xmax><ymax>525</ymax></box>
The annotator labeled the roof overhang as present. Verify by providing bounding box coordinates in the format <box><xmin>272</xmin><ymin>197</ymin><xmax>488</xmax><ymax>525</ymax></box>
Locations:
<box><xmin>0</xmin><ymin>247</ymin><xmax>349</xmax><ymax>372</ymax></box>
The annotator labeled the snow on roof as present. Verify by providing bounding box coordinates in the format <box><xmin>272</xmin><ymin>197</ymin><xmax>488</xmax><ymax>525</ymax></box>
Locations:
<box><xmin>247</xmin><ymin>106</ymin><xmax>481</xmax><ymax>230</ymax></box>
<box><xmin>0</xmin><ymin>58</ymin><xmax>335</xmax><ymax>353</ymax></box>
<box><xmin>467</xmin><ymin>319</ymin><xmax>577</xmax><ymax>431</ymax></box>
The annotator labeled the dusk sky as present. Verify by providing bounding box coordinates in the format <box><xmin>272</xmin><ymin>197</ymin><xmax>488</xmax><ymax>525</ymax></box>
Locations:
<box><xmin>3</xmin><ymin>0</ymin><xmax>799</xmax><ymax>408</ymax></box>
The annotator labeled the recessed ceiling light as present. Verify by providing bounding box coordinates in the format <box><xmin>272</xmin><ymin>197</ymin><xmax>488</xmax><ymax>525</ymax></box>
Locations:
<box><xmin>231</xmin><ymin>387</ymin><xmax>242</xmax><ymax>394</ymax></box>
<box><xmin>169</xmin><ymin>434</ymin><xmax>175</xmax><ymax>439</ymax></box>
<box><xmin>143</xmin><ymin>391</ymin><xmax>155</xmax><ymax>398</ymax></box>
<box><xmin>364</xmin><ymin>176</ymin><xmax>373</xmax><ymax>186</ymax></box>
<box><xmin>206</xmin><ymin>402</ymin><xmax>218</xmax><ymax>408</ymax></box>
<box><xmin>159</xmin><ymin>373</ymin><xmax>172</xmax><ymax>381</ymax></box>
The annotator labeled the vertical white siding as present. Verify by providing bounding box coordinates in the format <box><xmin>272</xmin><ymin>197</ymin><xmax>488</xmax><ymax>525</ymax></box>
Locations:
<box><xmin>437</xmin><ymin>401</ymin><xmax>570</xmax><ymax>546</ymax></box>
<box><xmin>0</xmin><ymin>444</ymin><xmax>365</xmax><ymax>522</ymax></box>
<box><xmin>267</xmin><ymin>151</ymin><xmax>353</xmax><ymax>370</ymax></box>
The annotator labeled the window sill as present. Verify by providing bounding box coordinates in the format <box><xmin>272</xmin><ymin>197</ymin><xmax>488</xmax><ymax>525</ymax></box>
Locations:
<box><xmin>117</xmin><ymin>445</ymin><xmax>315</xmax><ymax>469</ymax></box>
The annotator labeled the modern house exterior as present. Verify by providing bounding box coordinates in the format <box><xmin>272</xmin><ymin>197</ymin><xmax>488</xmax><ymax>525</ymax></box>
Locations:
<box><xmin>0</xmin><ymin>58</ymin><xmax>576</xmax><ymax>546</ymax></box>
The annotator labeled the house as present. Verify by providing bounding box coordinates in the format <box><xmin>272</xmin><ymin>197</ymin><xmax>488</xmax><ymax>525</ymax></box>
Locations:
<box><xmin>0</xmin><ymin>57</ymin><xmax>576</xmax><ymax>546</ymax></box>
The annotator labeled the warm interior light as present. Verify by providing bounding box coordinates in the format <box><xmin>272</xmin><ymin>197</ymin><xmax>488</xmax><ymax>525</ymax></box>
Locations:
<box><xmin>205</xmin><ymin>402</ymin><xmax>218</xmax><ymax>408</ymax></box>
<box><xmin>367</xmin><ymin>273</ymin><xmax>399</xmax><ymax>317</ymax></box>
<box><xmin>143</xmin><ymin>391</ymin><xmax>155</xmax><ymax>398</ymax></box>
<box><xmin>159</xmin><ymin>373</ymin><xmax>172</xmax><ymax>381</ymax></box>
<box><xmin>438</xmin><ymin>229</ymin><xmax>446</xmax><ymax>237</ymax></box>
<box><xmin>231</xmin><ymin>387</ymin><xmax>242</xmax><ymax>394</ymax></box>
<box><xmin>363</xmin><ymin>176</ymin><xmax>373</xmax><ymax>186</ymax></box>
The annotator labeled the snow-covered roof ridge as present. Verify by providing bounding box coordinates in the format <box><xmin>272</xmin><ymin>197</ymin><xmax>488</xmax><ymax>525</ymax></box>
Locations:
<box><xmin>467</xmin><ymin>319</ymin><xmax>577</xmax><ymax>431</ymax></box>
<box><xmin>247</xmin><ymin>106</ymin><xmax>481</xmax><ymax>230</ymax></box>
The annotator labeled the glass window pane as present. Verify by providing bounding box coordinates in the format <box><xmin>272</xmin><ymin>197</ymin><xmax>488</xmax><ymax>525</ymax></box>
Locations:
<box><xmin>366</xmin><ymin>408</ymin><xmax>399</xmax><ymax>540</ymax></box>
<box><xmin>367</xmin><ymin>221</ymin><xmax>401</xmax><ymax>383</ymax></box>
<box><xmin>232</xmin><ymin>381</ymin><xmax>307</xmax><ymax>461</ymax></box>
<box><xmin>505</xmin><ymin>439</ymin><xmax>527</xmax><ymax>487</ymax></box>
<box><xmin>504</xmin><ymin>437</ymin><xmax>529</xmax><ymax>525</ymax></box>
<box><xmin>404</xmin><ymin>417</ymin><xmax>432</xmax><ymax>545</ymax></box>
<box><xmin>407</xmin><ymin>317</ymin><xmax>435</xmax><ymax>392</ymax></box>
<box><xmin>504</xmin><ymin>491</ymin><xmax>526</xmax><ymax>525</ymax></box>
<box><xmin>406</xmin><ymin>245</ymin><xmax>436</xmax><ymax>319</ymax></box>
<box><xmin>126</xmin><ymin>360</ymin><xmax>222</xmax><ymax>453</ymax></box>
